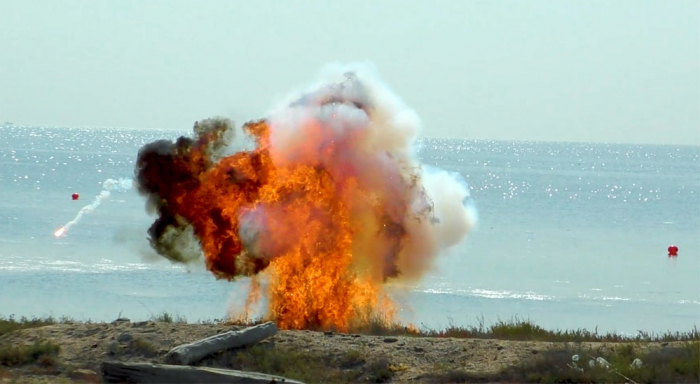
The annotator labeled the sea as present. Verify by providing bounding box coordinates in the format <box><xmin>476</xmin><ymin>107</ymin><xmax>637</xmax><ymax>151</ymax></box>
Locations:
<box><xmin>1</xmin><ymin>124</ymin><xmax>698</xmax><ymax>335</ymax></box>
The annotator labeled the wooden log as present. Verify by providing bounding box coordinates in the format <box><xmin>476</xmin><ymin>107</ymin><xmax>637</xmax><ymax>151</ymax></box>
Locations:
<box><xmin>165</xmin><ymin>321</ymin><xmax>278</xmax><ymax>365</ymax></box>
<box><xmin>101</xmin><ymin>361</ymin><xmax>304</xmax><ymax>384</ymax></box>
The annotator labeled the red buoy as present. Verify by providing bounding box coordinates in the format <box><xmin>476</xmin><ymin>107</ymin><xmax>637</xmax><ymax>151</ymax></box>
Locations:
<box><xmin>668</xmin><ymin>245</ymin><xmax>678</xmax><ymax>257</ymax></box>
<box><xmin>71</xmin><ymin>193</ymin><xmax>79</xmax><ymax>201</ymax></box>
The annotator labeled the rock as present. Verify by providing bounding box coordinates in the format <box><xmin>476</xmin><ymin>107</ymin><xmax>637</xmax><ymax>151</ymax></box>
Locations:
<box><xmin>496</xmin><ymin>345</ymin><xmax>504</xmax><ymax>350</ymax></box>
<box><xmin>69</xmin><ymin>368</ymin><xmax>100</xmax><ymax>383</ymax></box>
<box><xmin>383</xmin><ymin>337</ymin><xmax>398</xmax><ymax>343</ymax></box>
<box><xmin>324</xmin><ymin>331</ymin><xmax>334</xmax><ymax>336</ymax></box>
<box><xmin>413</xmin><ymin>346</ymin><xmax>425</xmax><ymax>353</ymax></box>
<box><xmin>132</xmin><ymin>321</ymin><xmax>150</xmax><ymax>328</ymax></box>
<box><xmin>351</xmin><ymin>334</ymin><xmax>361</xmax><ymax>338</ymax></box>
<box><xmin>107</xmin><ymin>341</ymin><xmax>121</xmax><ymax>355</ymax></box>
<box><xmin>117</xmin><ymin>332</ymin><xmax>134</xmax><ymax>343</ymax></box>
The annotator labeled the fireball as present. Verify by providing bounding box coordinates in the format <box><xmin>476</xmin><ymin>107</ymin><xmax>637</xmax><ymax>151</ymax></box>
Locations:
<box><xmin>134</xmin><ymin>65</ymin><xmax>477</xmax><ymax>331</ymax></box>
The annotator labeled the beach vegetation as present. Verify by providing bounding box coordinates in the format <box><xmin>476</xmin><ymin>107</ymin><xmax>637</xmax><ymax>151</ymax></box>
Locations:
<box><xmin>0</xmin><ymin>315</ymin><xmax>74</xmax><ymax>337</ymax></box>
<box><xmin>0</xmin><ymin>339</ymin><xmax>60</xmax><ymax>367</ymax></box>
<box><xmin>2</xmin><ymin>312</ymin><xmax>698</xmax><ymax>343</ymax></box>
<box><xmin>148</xmin><ymin>311</ymin><xmax>187</xmax><ymax>324</ymax></box>
<box><xmin>349</xmin><ymin>315</ymin><xmax>700</xmax><ymax>343</ymax></box>
<box><xmin>201</xmin><ymin>343</ymin><xmax>353</xmax><ymax>383</ymax></box>
<box><xmin>0</xmin><ymin>312</ymin><xmax>698</xmax><ymax>383</ymax></box>
<box><xmin>129</xmin><ymin>337</ymin><xmax>160</xmax><ymax>357</ymax></box>
<box><xmin>199</xmin><ymin>342</ymin><xmax>398</xmax><ymax>383</ymax></box>
<box><xmin>421</xmin><ymin>341</ymin><xmax>700</xmax><ymax>383</ymax></box>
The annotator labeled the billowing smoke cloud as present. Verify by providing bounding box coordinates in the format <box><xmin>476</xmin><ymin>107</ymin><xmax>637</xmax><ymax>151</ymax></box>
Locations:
<box><xmin>134</xmin><ymin>63</ymin><xmax>478</xmax><ymax>330</ymax></box>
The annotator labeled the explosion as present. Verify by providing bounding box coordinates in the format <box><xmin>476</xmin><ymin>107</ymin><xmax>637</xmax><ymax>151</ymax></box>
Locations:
<box><xmin>135</xmin><ymin>64</ymin><xmax>477</xmax><ymax>331</ymax></box>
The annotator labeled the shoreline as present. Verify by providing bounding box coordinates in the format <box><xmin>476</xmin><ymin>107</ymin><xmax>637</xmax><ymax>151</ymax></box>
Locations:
<box><xmin>1</xmin><ymin>314</ymin><xmax>698</xmax><ymax>383</ymax></box>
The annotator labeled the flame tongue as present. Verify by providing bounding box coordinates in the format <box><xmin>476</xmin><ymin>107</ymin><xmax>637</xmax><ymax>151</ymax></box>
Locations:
<box><xmin>135</xmin><ymin>68</ymin><xmax>476</xmax><ymax>331</ymax></box>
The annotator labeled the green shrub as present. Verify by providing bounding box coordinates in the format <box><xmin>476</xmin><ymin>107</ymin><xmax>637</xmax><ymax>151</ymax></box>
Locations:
<box><xmin>0</xmin><ymin>340</ymin><xmax>60</xmax><ymax>367</ymax></box>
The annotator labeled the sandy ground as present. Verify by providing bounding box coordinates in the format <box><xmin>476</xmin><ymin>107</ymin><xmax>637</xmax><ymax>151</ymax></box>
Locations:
<box><xmin>0</xmin><ymin>319</ymin><xmax>682</xmax><ymax>383</ymax></box>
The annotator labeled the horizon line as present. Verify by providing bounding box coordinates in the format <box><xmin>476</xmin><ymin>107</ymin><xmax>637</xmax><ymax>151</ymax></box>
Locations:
<box><xmin>2</xmin><ymin>122</ymin><xmax>698</xmax><ymax>148</ymax></box>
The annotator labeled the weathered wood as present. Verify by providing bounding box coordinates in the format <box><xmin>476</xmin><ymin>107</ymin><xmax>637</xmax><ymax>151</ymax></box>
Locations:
<box><xmin>101</xmin><ymin>361</ymin><xmax>304</xmax><ymax>384</ymax></box>
<box><xmin>165</xmin><ymin>321</ymin><xmax>278</xmax><ymax>365</ymax></box>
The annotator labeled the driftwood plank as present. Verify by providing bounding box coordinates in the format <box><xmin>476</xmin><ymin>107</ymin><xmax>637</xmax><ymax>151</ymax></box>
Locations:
<box><xmin>165</xmin><ymin>321</ymin><xmax>278</xmax><ymax>365</ymax></box>
<box><xmin>101</xmin><ymin>361</ymin><xmax>304</xmax><ymax>384</ymax></box>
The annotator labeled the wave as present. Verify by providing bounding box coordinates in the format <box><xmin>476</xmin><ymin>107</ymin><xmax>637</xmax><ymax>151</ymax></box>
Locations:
<box><xmin>418</xmin><ymin>288</ymin><xmax>557</xmax><ymax>301</ymax></box>
<box><xmin>0</xmin><ymin>257</ymin><xmax>172</xmax><ymax>273</ymax></box>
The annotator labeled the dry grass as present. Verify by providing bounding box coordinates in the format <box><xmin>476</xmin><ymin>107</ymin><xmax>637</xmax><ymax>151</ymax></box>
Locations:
<box><xmin>147</xmin><ymin>312</ymin><xmax>187</xmax><ymax>324</ymax></box>
<box><xmin>128</xmin><ymin>337</ymin><xmax>160</xmax><ymax>358</ymax></box>
<box><xmin>356</xmin><ymin>315</ymin><xmax>700</xmax><ymax>343</ymax></box>
<box><xmin>4</xmin><ymin>312</ymin><xmax>697</xmax><ymax>343</ymax></box>
<box><xmin>0</xmin><ymin>316</ymin><xmax>74</xmax><ymax>338</ymax></box>
<box><xmin>198</xmin><ymin>343</ymin><xmax>397</xmax><ymax>384</ymax></box>
<box><xmin>422</xmin><ymin>341</ymin><xmax>700</xmax><ymax>383</ymax></box>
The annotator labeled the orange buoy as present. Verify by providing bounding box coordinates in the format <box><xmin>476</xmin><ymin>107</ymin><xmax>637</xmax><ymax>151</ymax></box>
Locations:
<box><xmin>668</xmin><ymin>245</ymin><xmax>678</xmax><ymax>257</ymax></box>
<box><xmin>71</xmin><ymin>193</ymin><xmax>79</xmax><ymax>201</ymax></box>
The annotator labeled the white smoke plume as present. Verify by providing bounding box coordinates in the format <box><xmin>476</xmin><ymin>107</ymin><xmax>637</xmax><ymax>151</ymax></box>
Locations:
<box><xmin>262</xmin><ymin>62</ymin><xmax>479</xmax><ymax>280</ymax></box>
<box><xmin>53</xmin><ymin>178</ymin><xmax>133</xmax><ymax>238</ymax></box>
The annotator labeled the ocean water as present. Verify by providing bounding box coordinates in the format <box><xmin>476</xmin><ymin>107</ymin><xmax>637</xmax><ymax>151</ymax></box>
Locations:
<box><xmin>1</xmin><ymin>125</ymin><xmax>698</xmax><ymax>334</ymax></box>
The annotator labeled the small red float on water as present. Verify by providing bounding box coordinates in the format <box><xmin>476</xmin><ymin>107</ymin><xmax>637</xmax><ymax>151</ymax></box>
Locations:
<box><xmin>71</xmin><ymin>193</ymin><xmax>79</xmax><ymax>201</ymax></box>
<box><xmin>668</xmin><ymin>244</ymin><xmax>678</xmax><ymax>257</ymax></box>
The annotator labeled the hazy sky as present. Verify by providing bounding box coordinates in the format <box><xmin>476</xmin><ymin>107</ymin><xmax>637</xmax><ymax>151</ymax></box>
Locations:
<box><xmin>1</xmin><ymin>0</ymin><xmax>698</xmax><ymax>145</ymax></box>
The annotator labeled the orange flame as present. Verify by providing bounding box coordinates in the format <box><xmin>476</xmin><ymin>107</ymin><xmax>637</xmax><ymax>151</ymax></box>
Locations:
<box><xmin>149</xmin><ymin>120</ymin><xmax>415</xmax><ymax>330</ymax></box>
<box><xmin>135</xmin><ymin>69</ymin><xmax>476</xmax><ymax>332</ymax></box>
